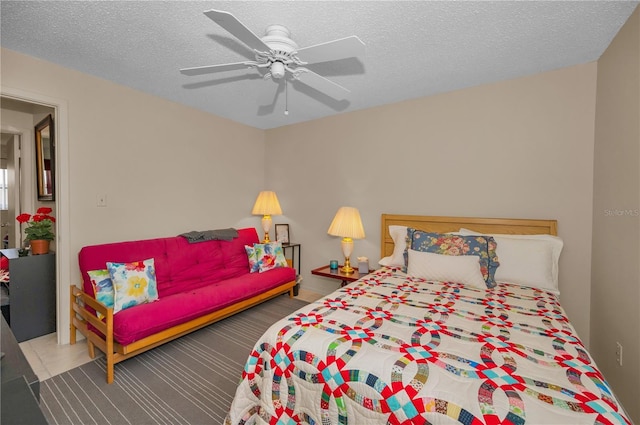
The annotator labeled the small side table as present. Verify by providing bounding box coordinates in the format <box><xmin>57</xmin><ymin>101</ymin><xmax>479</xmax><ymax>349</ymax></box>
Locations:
<box><xmin>281</xmin><ymin>243</ymin><xmax>301</xmax><ymax>275</ymax></box>
<box><xmin>311</xmin><ymin>265</ymin><xmax>372</xmax><ymax>287</ymax></box>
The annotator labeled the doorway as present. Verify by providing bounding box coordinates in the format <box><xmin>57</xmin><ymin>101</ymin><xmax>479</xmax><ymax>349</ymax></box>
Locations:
<box><xmin>1</xmin><ymin>93</ymin><xmax>69</xmax><ymax>343</ymax></box>
<box><xmin>0</xmin><ymin>98</ymin><xmax>56</xmax><ymax>248</ymax></box>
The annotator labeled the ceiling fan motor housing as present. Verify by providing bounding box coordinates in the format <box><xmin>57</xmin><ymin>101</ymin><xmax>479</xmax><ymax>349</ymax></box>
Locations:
<box><xmin>260</xmin><ymin>25</ymin><xmax>300</xmax><ymax>80</ymax></box>
<box><xmin>261</xmin><ymin>25</ymin><xmax>298</xmax><ymax>52</ymax></box>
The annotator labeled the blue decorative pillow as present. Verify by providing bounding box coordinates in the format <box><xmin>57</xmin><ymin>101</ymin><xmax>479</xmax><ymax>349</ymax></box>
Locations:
<box><xmin>405</xmin><ymin>228</ymin><xmax>499</xmax><ymax>288</ymax></box>
<box><xmin>106</xmin><ymin>258</ymin><xmax>158</xmax><ymax>314</ymax></box>
<box><xmin>244</xmin><ymin>245</ymin><xmax>260</xmax><ymax>273</ymax></box>
<box><xmin>88</xmin><ymin>269</ymin><xmax>113</xmax><ymax>319</ymax></box>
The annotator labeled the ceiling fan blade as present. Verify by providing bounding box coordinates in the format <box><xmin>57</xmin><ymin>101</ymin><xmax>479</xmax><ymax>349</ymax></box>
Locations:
<box><xmin>294</xmin><ymin>69</ymin><xmax>350</xmax><ymax>100</ymax></box>
<box><xmin>203</xmin><ymin>9</ymin><xmax>270</xmax><ymax>52</ymax></box>
<box><xmin>180</xmin><ymin>61</ymin><xmax>253</xmax><ymax>76</ymax></box>
<box><xmin>296</xmin><ymin>36</ymin><xmax>365</xmax><ymax>65</ymax></box>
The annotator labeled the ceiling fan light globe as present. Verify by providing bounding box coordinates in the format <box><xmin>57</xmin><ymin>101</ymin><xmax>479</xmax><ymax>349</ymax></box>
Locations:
<box><xmin>271</xmin><ymin>62</ymin><xmax>285</xmax><ymax>79</ymax></box>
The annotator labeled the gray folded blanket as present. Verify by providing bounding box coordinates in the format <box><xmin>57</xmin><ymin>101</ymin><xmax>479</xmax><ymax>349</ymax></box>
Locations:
<box><xmin>179</xmin><ymin>228</ymin><xmax>238</xmax><ymax>243</ymax></box>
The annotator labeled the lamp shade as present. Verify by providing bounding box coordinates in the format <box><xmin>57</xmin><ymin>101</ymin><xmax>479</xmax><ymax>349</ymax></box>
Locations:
<box><xmin>251</xmin><ymin>191</ymin><xmax>282</xmax><ymax>216</ymax></box>
<box><xmin>327</xmin><ymin>207</ymin><xmax>365</xmax><ymax>239</ymax></box>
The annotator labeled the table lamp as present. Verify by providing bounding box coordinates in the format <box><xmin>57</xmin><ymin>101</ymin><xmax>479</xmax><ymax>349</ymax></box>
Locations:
<box><xmin>327</xmin><ymin>206</ymin><xmax>365</xmax><ymax>274</ymax></box>
<box><xmin>252</xmin><ymin>191</ymin><xmax>282</xmax><ymax>242</ymax></box>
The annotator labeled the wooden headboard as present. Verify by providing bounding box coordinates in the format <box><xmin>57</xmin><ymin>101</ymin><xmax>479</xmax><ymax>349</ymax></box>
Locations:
<box><xmin>381</xmin><ymin>214</ymin><xmax>558</xmax><ymax>258</ymax></box>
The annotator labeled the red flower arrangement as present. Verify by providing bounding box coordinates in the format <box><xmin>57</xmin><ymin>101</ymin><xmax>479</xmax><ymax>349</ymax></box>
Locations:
<box><xmin>16</xmin><ymin>207</ymin><xmax>56</xmax><ymax>241</ymax></box>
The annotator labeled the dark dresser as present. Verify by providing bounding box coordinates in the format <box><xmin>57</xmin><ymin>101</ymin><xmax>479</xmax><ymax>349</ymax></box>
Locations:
<box><xmin>0</xmin><ymin>249</ymin><xmax>56</xmax><ymax>342</ymax></box>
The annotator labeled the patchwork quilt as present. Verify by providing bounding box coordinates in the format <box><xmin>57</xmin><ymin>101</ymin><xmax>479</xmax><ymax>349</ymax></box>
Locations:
<box><xmin>226</xmin><ymin>268</ymin><xmax>630</xmax><ymax>424</ymax></box>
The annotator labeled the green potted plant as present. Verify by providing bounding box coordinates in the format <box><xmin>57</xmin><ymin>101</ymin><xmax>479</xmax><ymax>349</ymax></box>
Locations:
<box><xmin>16</xmin><ymin>207</ymin><xmax>55</xmax><ymax>255</ymax></box>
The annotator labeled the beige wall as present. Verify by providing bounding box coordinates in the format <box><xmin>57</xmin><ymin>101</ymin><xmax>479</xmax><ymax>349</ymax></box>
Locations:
<box><xmin>266</xmin><ymin>63</ymin><xmax>598</xmax><ymax>347</ymax></box>
<box><xmin>1</xmin><ymin>47</ymin><xmax>267</xmax><ymax>343</ymax></box>
<box><xmin>592</xmin><ymin>7</ymin><xmax>640</xmax><ymax>422</ymax></box>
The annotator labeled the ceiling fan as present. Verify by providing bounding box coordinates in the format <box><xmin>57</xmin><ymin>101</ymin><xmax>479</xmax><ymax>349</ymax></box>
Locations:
<box><xmin>180</xmin><ymin>9</ymin><xmax>365</xmax><ymax>108</ymax></box>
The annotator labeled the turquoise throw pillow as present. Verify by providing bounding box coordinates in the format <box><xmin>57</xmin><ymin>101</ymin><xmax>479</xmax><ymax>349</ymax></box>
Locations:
<box><xmin>88</xmin><ymin>269</ymin><xmax>113</xmax><ymax>319</ymax></box>
<box><xmin>245</xmin><ymin>245</ymin><xmax>260</xmax><ymax>273</ymax></box>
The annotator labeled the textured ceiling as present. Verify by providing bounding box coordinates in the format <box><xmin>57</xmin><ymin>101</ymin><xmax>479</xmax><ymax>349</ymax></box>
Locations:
<box><xmin>1</xmin><ymin>1</ymin><xmax>637</xmax><ymax>130</ymax></box>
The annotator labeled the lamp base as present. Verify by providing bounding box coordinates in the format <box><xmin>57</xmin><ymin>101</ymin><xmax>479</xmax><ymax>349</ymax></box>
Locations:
<box><xmin>340</xmin><ymin>237</ymin><xmax>355</xmax><ymax>274</ymax></box>
<box><xmin>340</xmin><ymin>266</ymin><xmax>354</xmax><ymax>274</ymax></box>
<box><xmin>341</xmin><ymin>257</ymin><xmax>354</xmax><ymax>274</ymax></box>
<box><xmin>261</xmin><ymin>215</ymin><xmax>272</xmax><ymax>243</ymax></box>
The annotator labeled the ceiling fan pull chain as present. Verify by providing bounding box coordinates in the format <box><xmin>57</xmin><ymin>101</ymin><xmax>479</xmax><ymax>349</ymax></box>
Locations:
<box><xmin>284</xmin><ymin>79</ymin><xmax>289</xmax><ymax>116</ymax></box>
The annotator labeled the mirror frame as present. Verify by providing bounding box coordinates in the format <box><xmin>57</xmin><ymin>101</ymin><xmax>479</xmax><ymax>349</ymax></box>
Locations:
<box><xmin>35</xmin><ymin>114</ymin><xmax>55</xmax><ymax>201</ymax></box>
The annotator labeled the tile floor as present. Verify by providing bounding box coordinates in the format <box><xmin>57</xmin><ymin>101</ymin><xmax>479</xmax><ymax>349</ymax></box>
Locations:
<box><xmin>19</xmin><ymin>288</ymin><xmax>323</xmax><ymax>382</ymax></box>
<box><xmin>19</xmin><ymin>332</ymin><xmax>98</xmax><ymax>382</ymax></box>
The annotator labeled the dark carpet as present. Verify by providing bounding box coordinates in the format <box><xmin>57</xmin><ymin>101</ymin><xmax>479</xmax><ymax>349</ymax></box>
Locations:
<box><xmin>40</xmin><ymin>295</ymin><xmax>309</xmax><ymax>425</ymax></box>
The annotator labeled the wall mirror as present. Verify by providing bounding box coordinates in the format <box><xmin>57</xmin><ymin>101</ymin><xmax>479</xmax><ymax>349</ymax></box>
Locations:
<box><xmin>35</xmin><ymin>114</ymin><xmax>55</xmax><ymax>201</ymax></box>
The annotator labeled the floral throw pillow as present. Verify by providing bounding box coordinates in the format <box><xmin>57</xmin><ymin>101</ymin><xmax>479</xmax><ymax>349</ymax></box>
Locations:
<box><xmin>406</xmin><ymin>229</ymin><xmax>499</xmax><ymax>288</ymax></box>
<box><xmin>88</xmin><ymin>269</ymin><xmax>113</xmax><ymax>319</ymax></box>
<box><xmin>245</xmin><ymin>242</ymin><xmax>288</xmax><ymax>273</ymax></box>
<box><xmin>106</xmin><ymin>258</ymin><xmax>158</xmax><ymax>314</ymax></box>
<box><xmin>245</xmin><ymin>245</ymin><xmax>260</xmax><ymax>273</ymax></box>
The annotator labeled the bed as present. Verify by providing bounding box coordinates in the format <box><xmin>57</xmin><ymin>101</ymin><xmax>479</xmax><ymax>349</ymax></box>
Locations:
<box><xmin>225</xmin><ymin>214</ymin><xmax>630</xmax><ymax>424</ymax></box>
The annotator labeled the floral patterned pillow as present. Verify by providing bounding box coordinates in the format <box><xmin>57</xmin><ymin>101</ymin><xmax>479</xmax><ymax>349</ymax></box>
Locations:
<box><xmin>406</xmin><ymin>229</ymin><xmax>500</xmax><ymax>288</ymax></box>
<box><xmin>245</xmin><ymin>245</ymin><xmax>260</xmax><ymax>273</ymax></box>
<box><xmin>106</xmin><ymin>258</ymin><xmax>159</xmax><ymax>314</ymax></box>
<box><xmin>245</xmin><ymin>242</ymin><xmax>288</xmax><ymax>273</ymax></box>
<box><xmin>88</xmin><ymin>269</ymin><xmax>113</xmax><ymax>319</ymax></box>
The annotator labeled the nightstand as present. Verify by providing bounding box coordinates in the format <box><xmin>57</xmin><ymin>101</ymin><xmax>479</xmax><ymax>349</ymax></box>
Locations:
<box><xmin>311</xmin><ymin>265</ymin><xmax>372</xmax><ymax>287</ymax></box>
<box><xmin>281</xmin><ymin>243</ymin><xmax>301</xmax><ymax>275</ymax></box>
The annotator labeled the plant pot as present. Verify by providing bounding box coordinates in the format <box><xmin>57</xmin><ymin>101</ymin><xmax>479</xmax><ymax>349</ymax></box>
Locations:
<box><xmin>30</xmin><ymin>239</ymin><xmax>50</xmax><ymax>255</ymax></box>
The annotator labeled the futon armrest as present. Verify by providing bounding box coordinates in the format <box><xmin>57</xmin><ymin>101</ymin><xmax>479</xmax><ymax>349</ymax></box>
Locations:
<box><xmin>70</xmin><ymin>285</ymin><xmax>113</xmax><ymax>343</ymax></box>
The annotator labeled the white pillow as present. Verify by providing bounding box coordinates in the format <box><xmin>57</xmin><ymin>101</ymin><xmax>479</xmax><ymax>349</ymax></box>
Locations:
<box><xmin>458</xmin><ymin>228</ymin><xmax>563</xmax><ymax>294</ymax></box>
<box><xmin>379</xmin><ymin>225</ymin><xmax>408</xmax><ymax>267</ymax></box>
<box><xmin>407</xmin><ymin>249</ymin><xmax>487</xmax><ymax>289</ymax></box>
